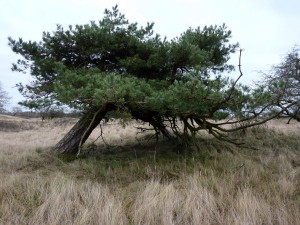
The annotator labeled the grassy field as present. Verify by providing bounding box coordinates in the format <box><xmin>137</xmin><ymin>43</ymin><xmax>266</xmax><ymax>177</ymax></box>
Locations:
<box><xmin>0</xmin><ymin>115</ymin><xmax>300</xmax><ymax>225</ymax></box>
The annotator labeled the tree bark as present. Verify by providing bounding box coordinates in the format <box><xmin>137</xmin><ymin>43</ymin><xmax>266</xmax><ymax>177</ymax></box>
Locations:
<box><xmin>53</xmin><ymin>104</ymin><xmax>113</xmax><ymax>154</ymax></box>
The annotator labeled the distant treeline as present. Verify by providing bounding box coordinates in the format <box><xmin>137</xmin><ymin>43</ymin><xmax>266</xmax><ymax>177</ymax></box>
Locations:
<box><xmin>1</xmin><ymin>109</ymin><xmax>81</xmax><ymax>119</ymax></box>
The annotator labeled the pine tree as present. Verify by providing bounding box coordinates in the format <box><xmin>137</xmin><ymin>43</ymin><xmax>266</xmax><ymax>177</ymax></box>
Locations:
<box><xmin>9</xmin><ymin>5</ymin><xmax>279</xmax><ymax>154</ymax></box>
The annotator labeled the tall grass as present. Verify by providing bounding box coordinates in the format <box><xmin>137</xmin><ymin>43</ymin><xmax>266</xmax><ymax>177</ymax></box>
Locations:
<box><xmin>0</xmin><ymin>115</ymin><xmax>299</xmax><ymax>224</ymax></box>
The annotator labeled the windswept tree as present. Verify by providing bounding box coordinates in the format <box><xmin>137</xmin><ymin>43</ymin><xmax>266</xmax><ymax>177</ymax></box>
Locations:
<box><xmin>9</xmin><ymin>6</ymin><xmax>280</xmax><ymax>155</ymax></box>
<box><xmin>262</xmin><ymin>46</ymin><xmax>300</xmax><ymax>122</ymax></box>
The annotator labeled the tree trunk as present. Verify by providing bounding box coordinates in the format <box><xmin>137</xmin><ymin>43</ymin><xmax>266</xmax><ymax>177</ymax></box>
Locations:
<box><xmin>53</xmin><ymin>104</ymin><xmax>113</xmax><ymax>154</ymax></box>
<box><xmin>127</xmin><ymin>104</ymin><xmax>173</xmax><ymax>140</ymax></box>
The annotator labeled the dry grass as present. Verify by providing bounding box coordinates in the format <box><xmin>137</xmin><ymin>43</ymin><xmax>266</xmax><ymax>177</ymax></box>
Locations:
<box><xmin>0</xmin><ymin>115</ymin><xmax>300</xmax><ymax>224</ymax></box>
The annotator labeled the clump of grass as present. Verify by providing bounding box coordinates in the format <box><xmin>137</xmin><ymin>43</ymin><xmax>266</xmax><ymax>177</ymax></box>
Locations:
<box><xmin>0</xmin><ymin>174</ymin><xmax>127</xmax><ymax>225</ymax></box>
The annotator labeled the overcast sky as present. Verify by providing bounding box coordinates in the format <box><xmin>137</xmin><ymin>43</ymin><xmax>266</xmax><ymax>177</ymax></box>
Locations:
<box><xmin>0</xmin><ymin>0</ymin><xmax>299</xmax><ymax>109</ymax></box>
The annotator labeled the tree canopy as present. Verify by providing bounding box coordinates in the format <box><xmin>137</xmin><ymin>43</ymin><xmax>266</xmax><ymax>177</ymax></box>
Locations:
<box><xmin>262</xmin><ymin>46</ymin><xmax>300</xmax><ymax>122</ymax></box>
<box><xmin>9</xmin><ymin>5</ymin><xmax>280</xmax><ymax>154</ymax></box>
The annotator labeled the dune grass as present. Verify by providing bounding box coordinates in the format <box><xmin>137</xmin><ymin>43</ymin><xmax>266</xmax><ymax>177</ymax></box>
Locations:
<box><xmin>0</xmin><ymin>115</ymin><xmax>300</xmax><ymax>224</ymax></box>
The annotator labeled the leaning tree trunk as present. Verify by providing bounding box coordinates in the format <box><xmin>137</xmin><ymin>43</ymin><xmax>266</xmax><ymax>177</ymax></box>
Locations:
<box><xmin>127</xmin><ymin>104</ymin><xmax>173</xmax><ymax>140</ymax></box>
<box><xmin>53</xmin><ymin>104</ymin><xmax>113</xmax><ymax>154</ymax></box>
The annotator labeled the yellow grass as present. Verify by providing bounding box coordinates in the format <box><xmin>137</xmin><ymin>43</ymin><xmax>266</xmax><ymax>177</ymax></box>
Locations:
<box><xmin>0</xmin><ymin>115</ymin><xmax>300</xmax><ymax>224</ymax></box>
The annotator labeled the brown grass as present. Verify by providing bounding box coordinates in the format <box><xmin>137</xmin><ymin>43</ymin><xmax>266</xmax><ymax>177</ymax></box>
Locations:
<box><xmin>0</xmin><ymin>115</ymin><xmax>300</xmax><ymax>224</ymax></box>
